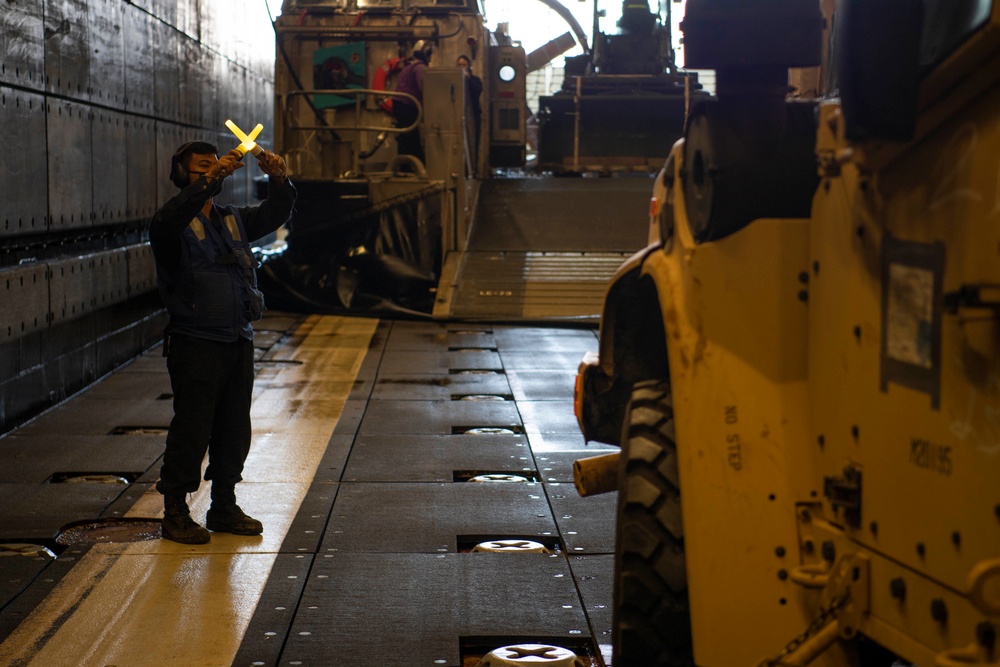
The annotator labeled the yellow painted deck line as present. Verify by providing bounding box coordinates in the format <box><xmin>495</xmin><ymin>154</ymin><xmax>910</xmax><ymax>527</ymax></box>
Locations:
<box><xmin>0</xmin><ymin>315</ymin><xmax>379</xmax><ymax>667</ymax></box>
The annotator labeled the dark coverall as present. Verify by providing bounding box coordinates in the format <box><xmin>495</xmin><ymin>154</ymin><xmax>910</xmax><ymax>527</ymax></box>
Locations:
<box><xmin>149</xmin><ymin>176</ymin><xmax>295</xmax><ymax>505</ymax></box>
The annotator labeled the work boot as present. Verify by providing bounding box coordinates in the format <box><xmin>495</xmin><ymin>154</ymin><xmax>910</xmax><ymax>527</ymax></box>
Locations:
<box><xmin>206</xmin><ymin>504</ymin><xmax>263</xmax><ymax>535</ymax></box>
<box><xmin>161</xmin><ymin>495</ymin><xmax>211</xmax><ymax>545</ymax></box>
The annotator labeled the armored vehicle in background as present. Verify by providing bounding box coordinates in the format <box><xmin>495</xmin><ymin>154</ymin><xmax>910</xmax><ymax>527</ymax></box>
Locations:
<box><xmin>536</xmin><ymin>0</ymin><xmax>703</xmax><ymax>174</ymax></box>
<box><xmin>574</xmin><ymin>0</ymin><xmax>1000</xmax><ymax>665</ymax></box>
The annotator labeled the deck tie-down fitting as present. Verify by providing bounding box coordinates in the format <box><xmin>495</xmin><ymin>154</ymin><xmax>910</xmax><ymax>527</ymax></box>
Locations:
<box><xmin>468</xmin><ymin>473</ymin><xmax>530</xmax><ymax>483</ymax></box>
<box><xmin>61</xmin><ymin>474</ymin><xmax>130</xmax><ymax>484</ymax></box>
<box><xmin>473</xmin><ymin>540</ymin><xmax>550</xmax><ymax>554</ymax></box>
<box><xmin>478</xmin><ymin>643</ymin><xmax>585</xmax><ymax>666</ymax></box>
<box><xmin>464</xmin><ymin>427</ymin><xmax>517</xmax><ymax>435</ymax></box>
<box><xmin>0</xmin><ymin>543</ymin><xmax>56</xmax><ymax>559</ymax></box>
<box><xmin>55</xmin><ymin>518</ymin><xmax>163</xmax><ymax>546</ymax></box>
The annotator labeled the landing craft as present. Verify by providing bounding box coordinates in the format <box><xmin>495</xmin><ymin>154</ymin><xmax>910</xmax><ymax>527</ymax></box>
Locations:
<box><xmin>262</xmin><ymin>0</ymin><xmax>705</xmax><ymax>321</ymax></box>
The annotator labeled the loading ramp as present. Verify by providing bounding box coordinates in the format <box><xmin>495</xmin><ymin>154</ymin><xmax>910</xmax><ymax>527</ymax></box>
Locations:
<box><xmin>434</xmin><ymin>176</ymin><xmax>654</xmax><ymax>322</ymax></box>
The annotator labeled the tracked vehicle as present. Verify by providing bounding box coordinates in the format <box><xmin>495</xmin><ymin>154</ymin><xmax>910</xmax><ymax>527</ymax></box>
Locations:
<box><xmin>574</xmin><ymin>1</ymin><xmax>1000</xmax><ymax>665</ymax></box>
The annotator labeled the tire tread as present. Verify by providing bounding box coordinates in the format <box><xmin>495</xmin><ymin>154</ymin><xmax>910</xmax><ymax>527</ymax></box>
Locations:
<box><xmin>613</xmin><ymin>380</ymin><xmax>693</xmax><ymax>667</ymax></box>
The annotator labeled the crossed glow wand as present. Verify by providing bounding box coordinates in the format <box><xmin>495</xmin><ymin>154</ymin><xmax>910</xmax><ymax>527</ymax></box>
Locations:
<box><xmin>225</xmin><ymin>119</ymin><xmax>265</xmax><ymax>159</ymax></box>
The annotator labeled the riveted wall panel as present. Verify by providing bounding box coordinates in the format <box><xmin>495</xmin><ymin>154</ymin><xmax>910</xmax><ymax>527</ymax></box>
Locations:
<box><xmin>152</xmin><ymin>19</ymin><xmax>180</xmax><ymax>122</ymax></box>
<box><xmin>48</xmin><ymin>255</ymin><xmax>96</xmax><ymax>324</ymax></box>
<box><xmin>1</xmin><ymin>0</ymin><xmax>279</xmax><ymax>432</ymax></box>
<box><xmin>240</xmin><ymin>70</ymin><xmax>253</xmax><ymax>126</ymax></box>
<box><xmin>46</xmin><ymin>99</ymin><xmax>93</xmax><ymax>231</ymax></box>
<box><xmin>233</xmin><ymin>26</ymin><xmax>251</xmax><ymax>72</ymax></box>
<box><xmin>154</xmin><ymin>121</ymin><xmax>184</xmax><ymax>206</ymax></box>
<box><xmin>224</xmin><ymin>60</ymin><xmax>238</xmax><ymax>126</ymax></box>
<box><xmin>92</xmin><ymin>248</ymin><xmax>129</xmax><ymax>309</ymax></box>
<box><xmin>230</xmin><ymin>0</ymin><xmax>248</xmax><ymax>67</ymax></box>
<box><xmin>126</xmin><ymin>243</ymin><xmax>157</xmax><ymax>296</ymax></box>
<box><xmin>176</xmin><ymin>0</ymin><xmax>199</xmax><ymax>40</ymax></box>
<box><xmin>177</xmin><ymin>35</ymin><xmax>202</xmax><ymax>126</ymax></box>
<box><xmin>44</xmin><ymin>0</ymin><xmax>91</xmax><ymax>100</ymax></box>
<box><xmin>200</xmin><ymin>49</ymin><xmax>220</xmax><ymax>130</ymax></box>
<box><xmin>0</xmin><ymin>264</ymin><xmax>49</xmax><ymax>342</ymax></box>
<box><xmin>126</xmin><ymin>116</ymin><xmax>158</xmax><ymax>221</ymax></box>
<box><xmin>0</xmin><ymin>88</ymin><xmax>48</xmax><ymax>238</ymax></box>
<box><xmin>88</xmin><ymin>0</ymin><xmax>125</xmax><ymax>107</ymax></box>
<box><xmin>92</xmin><ymin>107</ymin><xmax>128</xmax><ymax>224</ymax></box>
<box><xmin>239</xmin><ymin>69</ymin><xmax>253</xmax><ymax>128</ymax></box>
<box><xmin>249</xmin><ymin>8</ymin><xmax>272</xmax><ymax>77</ymax></box>
<box><xmin>149</xmin><ymin>0</ymin><xmax>177</xmax><ymax>32</ymax></box>
<box><xmin>225</xmin><ymin>58</ymin><xmax>247</xmax><ymax>127</ymax></box>
<box><xmin>0</xmin><ymin>0</ymin><xmax>45</xmax><ymax>89</ymax></box>
<box><xmin>198</xmin><ymin>0</ymin><xmax>222</xmax><ymax>52</ymax></box>
<box><xmin>123</xmin><ymin>5</ymin><xmax>154</xmax><ymax>116</ymax></box>
<box><xmin>194</xmin><ymin>37</ymin><xmax>211</xmax><ymax>127</ymax></box>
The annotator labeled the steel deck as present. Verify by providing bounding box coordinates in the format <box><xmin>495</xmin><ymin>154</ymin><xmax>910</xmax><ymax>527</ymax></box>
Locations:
<box><xmin>0</xmin><ymin>314</ymin><xmax>617</xmax><ymax>666</ymax></box>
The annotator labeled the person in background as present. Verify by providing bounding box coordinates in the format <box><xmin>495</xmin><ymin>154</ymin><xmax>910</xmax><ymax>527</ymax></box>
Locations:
<box><xmin>456</xmin><ymin>54</ymin><xmax>483</xmax><ymax>172</ymax></box>
<box><xmin>148</xmin><ymin>141</ymin><xmax>295</xmax><ymax>544</ymax></box>
<box><xmin>392</xmin><ymin>40</ymin><xmax>434</xmax><ymax>166</ymax></box>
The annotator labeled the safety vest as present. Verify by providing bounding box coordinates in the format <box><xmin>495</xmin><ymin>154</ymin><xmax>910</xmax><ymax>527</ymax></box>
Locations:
<box><xmin>161</xmin><ymin>206</ymin><xmax>264</xmax><ymax>342</ymax></box>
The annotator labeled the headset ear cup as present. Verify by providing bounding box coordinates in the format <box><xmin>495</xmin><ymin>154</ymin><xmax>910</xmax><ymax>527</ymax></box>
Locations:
<box><xmin>170</xmin><ymin>160</ymin><xmax>188</xmax><ymax>188</ymax></box>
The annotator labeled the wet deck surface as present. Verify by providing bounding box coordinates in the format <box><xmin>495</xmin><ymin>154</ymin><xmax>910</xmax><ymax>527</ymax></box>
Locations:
<box><xmin>0</xmin><ymin>314</ymin><xmax>617</xmax><ymax>666</ymax></box>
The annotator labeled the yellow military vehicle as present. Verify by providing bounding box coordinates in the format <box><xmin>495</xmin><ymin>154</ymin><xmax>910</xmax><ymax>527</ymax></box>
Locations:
<box><xmin>574</xmin><ymin>0</ymin><xmax>1000</xmax><ymax>665</ymax></box>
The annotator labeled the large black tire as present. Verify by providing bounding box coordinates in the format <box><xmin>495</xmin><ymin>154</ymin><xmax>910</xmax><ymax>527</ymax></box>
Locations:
<box><xmin>612</xmin><ymin>380</ymin><xmax>694</xmax><ymax>667</ymax></box>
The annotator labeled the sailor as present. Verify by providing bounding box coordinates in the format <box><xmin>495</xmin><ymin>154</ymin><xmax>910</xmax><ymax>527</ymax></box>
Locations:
<box><xmin>148</xmin><ymin>141</ymin><xmax>295</xmax><ymax>544</ymax></box>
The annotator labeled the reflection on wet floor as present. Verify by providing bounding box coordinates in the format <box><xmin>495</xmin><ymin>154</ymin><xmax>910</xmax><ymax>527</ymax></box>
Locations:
<box><xmin>0</xmin><ymin>315</ymin><xmax>617</xmax><ymax>666</ymax></box>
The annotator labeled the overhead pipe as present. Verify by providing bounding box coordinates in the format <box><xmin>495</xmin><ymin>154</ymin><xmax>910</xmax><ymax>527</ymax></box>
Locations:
<box><xmin>533</xmin><ymin>0</ymin><xmax>591</xmax><ymax>54</ymax></box>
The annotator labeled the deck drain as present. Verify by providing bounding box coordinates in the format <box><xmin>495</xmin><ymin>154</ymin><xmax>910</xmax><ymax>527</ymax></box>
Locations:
<box><xmin>109</xmin><ymin>425</ymin><xmax>168</xmax><ymax>435</ymax></box>
<box><xmin>468</xmin><ymin>473</ymin><xmax>530</xmax><ymax>483</ymax></box>
<box><xmin>0</xmin><ymin>543</ymin><xmax>56</xmax><ymax>559</ymax></box>
<box><xmin>450</xmin><ymin>369</ymin><xmax>504</xmax><ymax>375</ymax></box>
<box><xmin>55</xmin><ymin>518</ymin><xmax>163</xmax><ymax>546</ymax></box>
<box><xmin>449</xmin><ymin>347</ymin><xmax>498</xmax><ymax>352</ymax></box>
<box><xmin>255</xmin><ymin>359</ymin><xmax>303</xmax><ymax>366</ymax></box>
<box><xmin>473</xmin><ymin>540</ymin><xmax>551</xmax><ymax>554</ymax></box>
<box><xmin>479</xmin><ymin>644</ymin><xmax>584</xmax><ymax>666</ymax></box>
<box><xmin>455</xmin><ymin>394</ymin><xmax>510</xmax><ymax>401</ymax></box>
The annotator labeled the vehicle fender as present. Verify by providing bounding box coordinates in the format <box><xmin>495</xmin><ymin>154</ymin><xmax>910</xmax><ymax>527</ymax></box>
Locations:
<box><xmin>578</xmin><ymin>243</ymin><xmax>671</xmax><ymax>446</ymax></box>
